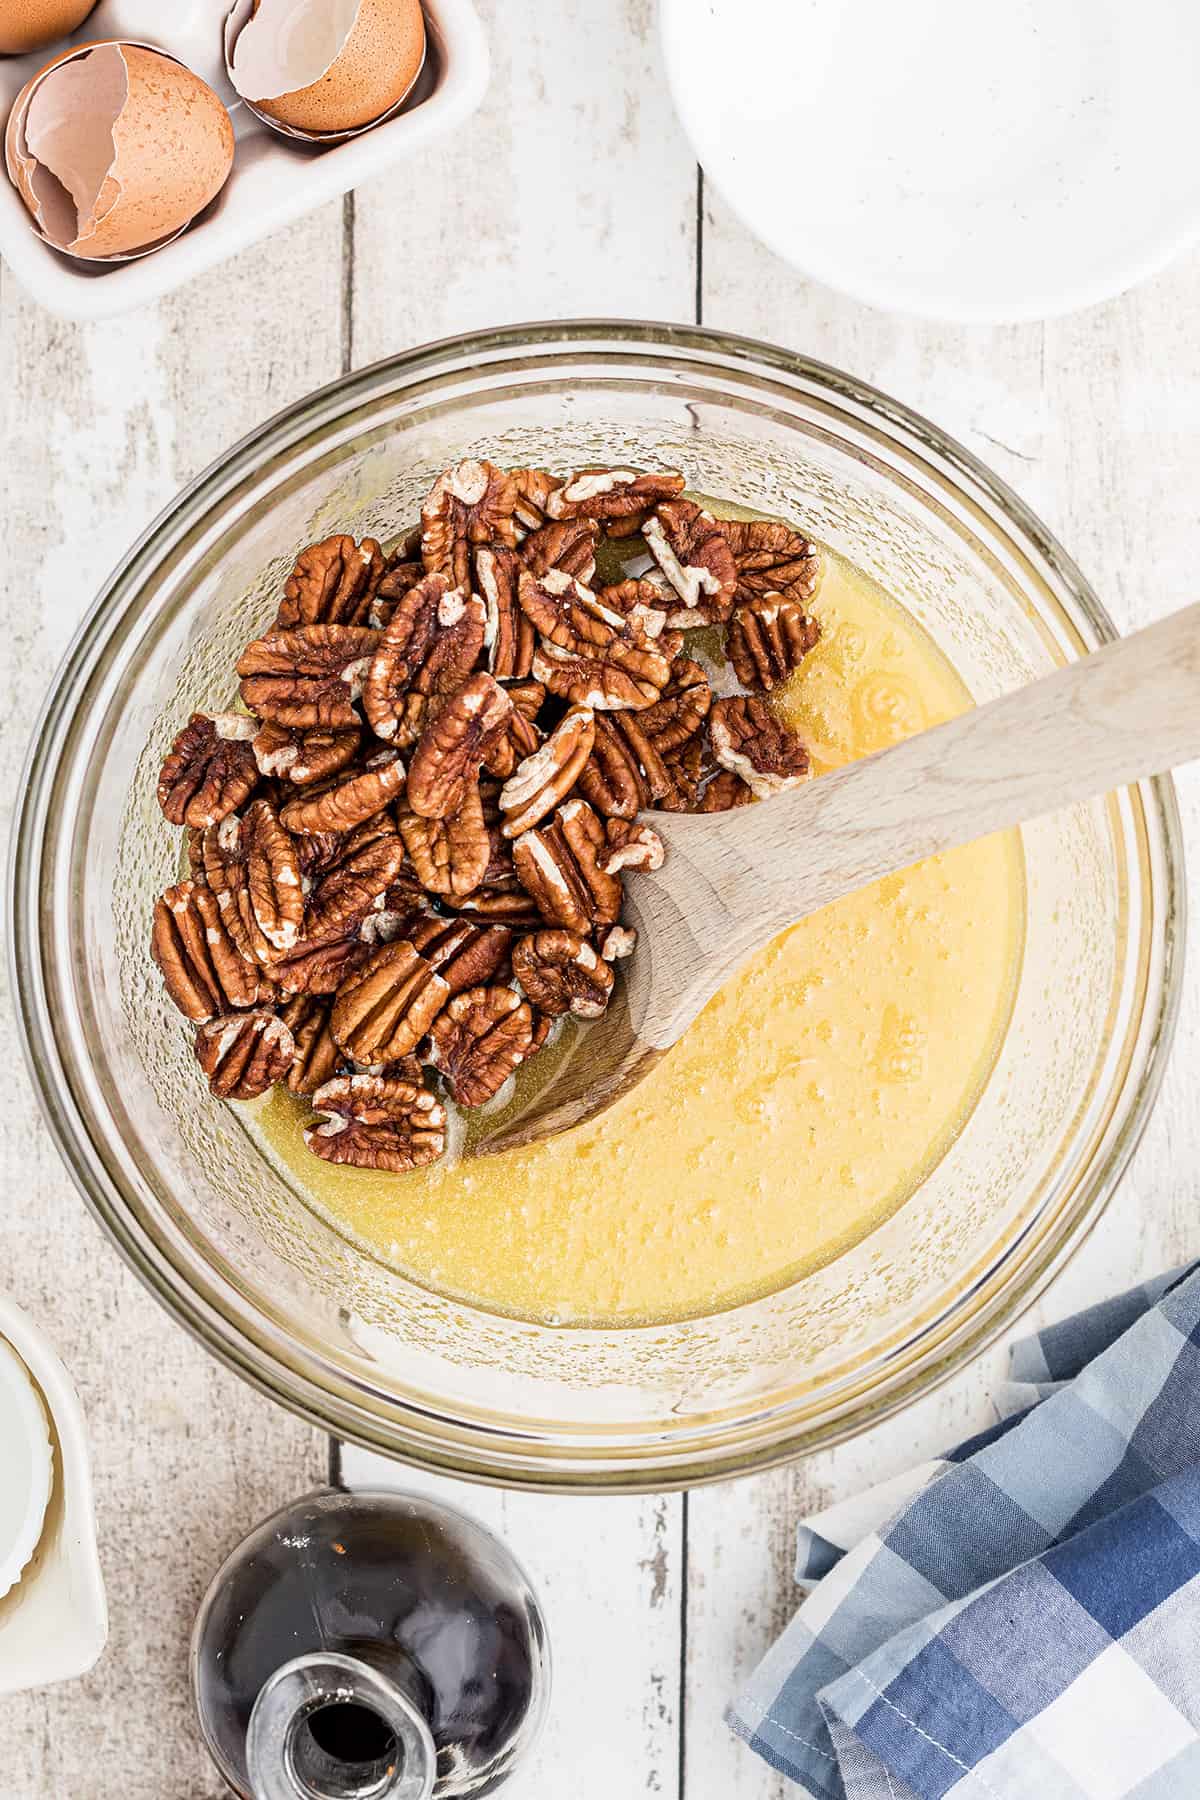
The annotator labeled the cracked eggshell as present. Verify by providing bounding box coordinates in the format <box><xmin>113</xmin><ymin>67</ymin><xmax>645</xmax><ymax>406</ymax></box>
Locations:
<box><xmin>4</xmin><ymin>39</ymin><xmax>234</xmax><ymax>261</ymax></box>
<box><xmin>0</xmin><ymin>1</ymin><xmax>98</xmax><ymax>55</ymax></box>
<box><xmin>229</xmin><ymin>0</ymin><xmax>425</xmax><ymax>138</ymax></box>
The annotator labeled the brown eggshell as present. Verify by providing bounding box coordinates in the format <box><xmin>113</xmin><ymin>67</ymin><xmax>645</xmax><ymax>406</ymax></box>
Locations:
<box><xmin>5</xmin><ymin>41</ymin><xmax>235</xmax><ymax>261</ymax></box>
<box><xmin>245</xmin><ymin>0</ymin><xmax>425</xmax><ymax>135</ymax></box>
<box><xmin>75</xmin><ymin>46</ymin><xmax>234</xmax><ymax>257</ymax></box>
<box><xmin>0</xmin><ymin>0</ymin><xmax>98</xmax><ymax>55</ymax></box>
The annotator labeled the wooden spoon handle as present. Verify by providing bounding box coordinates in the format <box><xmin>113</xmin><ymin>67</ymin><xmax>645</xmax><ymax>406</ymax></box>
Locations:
<box><xmin>740</xmin><ymin>598</ymin><xmax>1200</xmax><ymax>927</ymax></box>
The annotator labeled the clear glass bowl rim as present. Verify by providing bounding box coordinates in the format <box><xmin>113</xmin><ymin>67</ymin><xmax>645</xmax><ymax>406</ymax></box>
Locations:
<box><xmin>9</xmin><ymin>318</ymin><xmax>1186</xmax><ymax>1491</ymax></box>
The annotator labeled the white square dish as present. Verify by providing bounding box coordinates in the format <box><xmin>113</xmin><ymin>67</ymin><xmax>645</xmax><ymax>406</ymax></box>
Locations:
<box><xmin>0</xmin><ymin>0</ymin><xmax>488</xmax><ymax>320</ymax></box>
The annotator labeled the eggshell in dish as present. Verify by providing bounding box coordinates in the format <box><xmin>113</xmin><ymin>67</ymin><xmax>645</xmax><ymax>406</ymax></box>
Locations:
<box><xmin>0</xmin><ymin>0</ymin><xmax>98</xmax><ymax>56</ymax></box>
<box><xmin>229</xmin><ymin>0</ymin><xmax>425</xmax><ymax>137</ymax></box>
<box><xmin>4</xmin><ymin>40</ymin><xmax>234</xmax><ymax>261</ymax></box>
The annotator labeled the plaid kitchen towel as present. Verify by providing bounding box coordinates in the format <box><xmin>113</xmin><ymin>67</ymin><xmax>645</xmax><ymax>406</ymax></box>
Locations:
<box><xmin>729</xmin><ymin>1263</ymin><xmax>1200</xmax><ymax>1799</ymax></box>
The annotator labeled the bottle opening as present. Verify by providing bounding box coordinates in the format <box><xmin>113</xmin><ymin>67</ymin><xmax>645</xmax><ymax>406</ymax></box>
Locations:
<box><xmin>290</xmin><ymin>1698</ymin><xmax>401</xmax><ymax>1799</ymax></box>
<box><xmin>307</xmin><ymin>1701</ymin><xmax>399</xmax><ymax>1767</ymax></box>
<box><xmin>245</xmin><ymin>1649</ymin><xmax>437</xmax><ymax>1800</ymax></box>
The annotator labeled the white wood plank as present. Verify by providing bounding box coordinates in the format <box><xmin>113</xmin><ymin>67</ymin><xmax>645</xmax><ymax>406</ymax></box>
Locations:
<box><xmin>341</xmin><ymin>1445</ymin><xmax>684</xmax><ymax>1799</ymax></box>
<box><xmin>349</xmin><ymin>0</ymin><xmax>700</xmax><ymax>360</ymax></box>
<box><xmin>0</xmin><ymin>209</ymin><xmax>346</xmax><ymax>1799</ymax></box>
<box><xmin>343</xmin><ymin>12</ymin><xmax>698</xmax><ymax>1798</ymax></box>
<box><xmin>685</xmin><ymin>193</ymin><xmax>1200</xmax><ymax>1799</ymax></box>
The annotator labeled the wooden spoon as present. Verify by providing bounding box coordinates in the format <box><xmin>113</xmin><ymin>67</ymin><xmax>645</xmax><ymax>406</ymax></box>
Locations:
<box><xmin>475</xmin><ymin>600</ymin><xmax>1200</xmax><ymax>1156</ymax></box>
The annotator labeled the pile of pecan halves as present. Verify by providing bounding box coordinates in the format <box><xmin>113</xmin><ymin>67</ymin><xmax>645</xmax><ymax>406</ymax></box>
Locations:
<box><xmin>150</xmin><ymin>461</ymin><xmax>822</xmax><ymax>1173</ymax></box>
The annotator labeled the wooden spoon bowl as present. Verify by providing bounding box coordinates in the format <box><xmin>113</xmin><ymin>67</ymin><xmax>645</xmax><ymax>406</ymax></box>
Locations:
<box><xmin>477</xmin><ymin>600</ymin><xmax>1200</xmax><ymax>1155</ymax></box>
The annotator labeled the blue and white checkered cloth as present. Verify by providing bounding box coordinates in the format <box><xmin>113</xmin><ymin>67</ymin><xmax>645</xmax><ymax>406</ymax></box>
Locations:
<box><xmin>729</xmin><ymin>1264</ymin><xmax>1200</xmax><ymax>1798</ymax></box>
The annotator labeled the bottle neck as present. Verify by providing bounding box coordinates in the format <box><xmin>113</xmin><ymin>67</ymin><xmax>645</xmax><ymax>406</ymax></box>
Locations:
<box><xmin>246</xmin><ymin>1652</ymin><xmax>436</xmax><ymax>1800</ymax></box>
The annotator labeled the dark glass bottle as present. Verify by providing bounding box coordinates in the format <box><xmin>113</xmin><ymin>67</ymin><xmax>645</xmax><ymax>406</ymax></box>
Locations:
<box><xmin>191</xmin><ymin>1489</ymin><xmax>550</xmax><ymax>1800</ymax></box>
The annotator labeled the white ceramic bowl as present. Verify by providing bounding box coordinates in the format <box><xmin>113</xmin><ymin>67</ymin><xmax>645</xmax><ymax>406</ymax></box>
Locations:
<box><xmin>0</xmin><ymin>0</ymin><xmax>488</xmax><ymax>321</ymax></box>
<box><xmin>660</xmin><ymin>0</ymin><xmax>1200</xmax><ymax>323</ymax></box>
<box><xmin>0</xmin><ymin>1295</ymin><xmax>107</xmax><ymax>1693</ymax></box>
<box><xmin>0</xmin><ymin>1338</ymin><xmax>52</xmax><ymax>1604</ymax></box>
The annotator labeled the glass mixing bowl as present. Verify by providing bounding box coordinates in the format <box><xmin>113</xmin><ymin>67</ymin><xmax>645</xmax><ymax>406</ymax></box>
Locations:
<box><xmin>11</xmin><ymin>322</ymin><xmax>1184</xmax><ymax>1491</ymax></box>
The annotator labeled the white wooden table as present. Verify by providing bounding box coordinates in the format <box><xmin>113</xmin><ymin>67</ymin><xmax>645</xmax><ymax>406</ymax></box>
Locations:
<box><xmin>3</xmin><ymin>5</ymin><xmax>1199</xmax><ymax>1794</ymax></box>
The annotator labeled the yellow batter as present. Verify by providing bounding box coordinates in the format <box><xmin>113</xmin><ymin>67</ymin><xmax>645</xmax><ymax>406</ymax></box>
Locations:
<box><xmin>250</xmin><ymin>551</ymin><xmax>1024</xmax><ymax>1327</ymax></box>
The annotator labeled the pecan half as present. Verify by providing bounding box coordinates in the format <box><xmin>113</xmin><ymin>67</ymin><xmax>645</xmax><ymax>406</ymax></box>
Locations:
<box><xmin>272</xmin><ymin>936</ymin><xmax>370</xmax><ymax>998</ymax></box>
<box><xmin>644</xmin><ymin>499</ymin><xmax>737</xmax><ymax>627</ymax></box>
<box><xmin>596</xmin><ymin>579</ymin><xmax>671</xmax><ymax>643</ymax></box>
<box><xmin>545</xmin><ymin>467</ymin><xmax>685</xmax><ymax>522</ymax></box>
<box><xmin>303</xmin><ymin>818</ymin><xmax>406</xmax><ymax>944</ymax></box>
<box><xmin>521</xmin><ymin>570</ymin><xmax>673</xmax><ymax>709</ymax></box>
<box><xmin>279</xmin><ymin>750</ymin><xmax>405</xmax><ymax>836</ymax></box>
<box><xmin>512</xmin><ymin>797</ymin><xmax>622</xmax><ymax>931</ymax></box>
<box><xmin>151</xmin><ymin>881</ymin><xmax>266</xmax><ymax>1021</ymax></box>
<box><xmin>410</xmin><ymin>590</ymin><xmax>486</xmax><ymax>697</ymax></box>
<box><xmin>363</xmin><ymin>575</ymin><xmax>486</xmax><ymax>740</ymax></box>
<box><xmin>361</xmin><ymin>571</ymin><xmax>445</xmax><ymax>729</ymax></box>
<box><xmin>520</xmin><ymin>568</ymin><xmax>638</xmax><ymax>657</ymax></box>
<box><xmin>637</xmin><ymin>658</ymin><xmax>712</xmax><ymax>754</ymax></box>
<box><xmin>427</xmin><ymin>986</ymin><xmax>546</xmax><ymax>1106</ymax></box>
<box><xmin>727</xmin><ymin>594</ymin><xmax>820</xmax><ymax>691</ymax></box>
<box><xmin>281</xmin><ymin>995</ymin><xmax>342</xmax><ymax>1095</ymax></box>
<box><xmin>243</xmin><ymin>798</ymin><xmax>305</xmax><ymax>955</ymax></box>
<box><xmin>500</xmin><ymin>704</ymin><xmax>595</xmax><ymax>836</ymax></box>
<box><xmin>601</xmin><ymin>817</ymin><xmax>665</xmax><ymax>874</ymax></box>
<box><xmin>331</xmin><ymin>940</ymin><xmax>450</xmax><ymax>1064</ymax></box>
<box><xmin>421</xmin><ymin>459</ymin><xmax>518</xmax><ymax>587</ymax></box>
<box><xmin>252</xmin><ymin>721</ymin><xmax>362</xmax><ymax>787</ymax></box>
<box><xmin>475</xmin><ymin>546</ymin><xmax>535</xmax><ymax>680</ymax></box>
<box><xmin>157</xmin><ymin>713</ymin><xmax>259</xmax><ymax>828</ymax></box>
<box><xmin>458</xmin><ymin>888</ymin><xmax>544</xmax><ymax>927</ymax></box>
<box><xmin>306</xmin><ymin>1075</ymin><xmax>447</xmax><ymax>1172</ymax></box>
<box><xmin>521</xmin><ymin>518</ymin><xmax>599</xmax><ymax>584</ymax></box>
<box><xmin>368</xmin><ymin>552</ymin><xmax>425</xmax><ymax>631</ymax></box>
<box><xmin>577</xmin><ymin>712</ymin><xmax>670</xmax><ymax>818</ymax></box>
<box><xmin>511</xmin><ymin>467</ymin><xmax>562</xmax><ymax>533</ymax></box>
<box><xmin>529</xmin><ymin>640</ymin><xmax>632</xmax><ymax>705</ymax></box>
<box><xmin>398</xmin><ymin>782</ymin><xmax>491</xmax><ymax>898</ymax></box>
<box><xmin>710</xmin><ymin>695</ymin><xmax>810</xmax><ymax>797</ymax></box>
<box><xmin>658</xmin><ymin>736</ymin><xmax>704</xmax><ymax>812</ymax></box>
<box><xmin>275</xmin><ymin>535</ymin><xmax>385</xmax><ymax>630</ymax></box>
<box><xmin>202</xmin><ymin>802</ymin><xmax>304</xmax><ymax>965</ymax></box>
<box><xmin>238</xmin><ymin>625</ymin><xmax>379</xmax><ymax>730</ymax></box>
<box><xmin>512</xmin><ymin>929</ymin><xmax>614</xmax><ymax>1019</ymax></box>
<box><xmin>699</xmin><ymin>768</ymin><xmax>756</xmax><ymax>811</ymax></box>
<box><xmin>723</xmin><ymin>518</ymin><xmax>822</xmax><ymax>604</ymax></box>
<box><xmin>405</xmin><ymin>672</ymin><xmax>513</xmax><ymax>820</ymax></box>
<box><xmin>575</xmin><ymin>715</ymin><xmax>643</xmax><ymax>819</ymax></box>
<box><xmin>479</xmin><ymin>699</ymin><xmax>541</xmax><ymax>780</ymax></box>
<box><xmin>404</xmin><ymin>915</ymin><xmax>513</xmax><ymax>992</ymax></box>
<box><xmin>194</xmin><ymin>1010</ymin><xmax>295</xmax><ymax>1100</ymax></box>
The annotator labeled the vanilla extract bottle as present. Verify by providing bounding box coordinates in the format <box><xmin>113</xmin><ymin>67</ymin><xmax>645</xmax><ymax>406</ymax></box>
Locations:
<box><xmin>192</xmin><ymin>1488</ymin><xmax>549</xmax><ymax>1799</ymax></box>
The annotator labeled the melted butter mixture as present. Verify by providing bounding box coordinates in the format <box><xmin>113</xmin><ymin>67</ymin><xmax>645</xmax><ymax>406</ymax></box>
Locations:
<box><xmin>249</xmin><ymin>547</ymin><xmax>1024</xmax><ymax>1327</ymax></box>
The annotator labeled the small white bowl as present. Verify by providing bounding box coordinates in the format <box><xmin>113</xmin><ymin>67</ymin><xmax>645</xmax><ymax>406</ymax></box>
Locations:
<box><xmin>0</xmin><ymin>0</ymin><xmax>488</xmax><ymax>321</ymax></box>
<box><xmin>0</xmin><ymin>1338</ymin><xmax>52</xmax><ymax>1604</ymax></box>
<box><xmin>660</xmin><ymin>0</ymin><xmax>1200</xmax><ymax>324</ymax></box>
<box><xmin>0</xmin><ymin>1295</ymin><xmax>107</xmax><ymax>1695</ymax></box>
